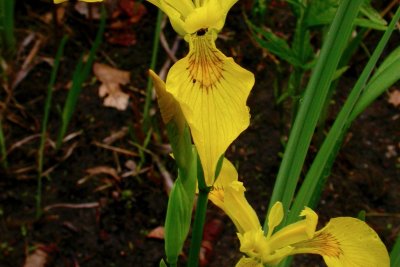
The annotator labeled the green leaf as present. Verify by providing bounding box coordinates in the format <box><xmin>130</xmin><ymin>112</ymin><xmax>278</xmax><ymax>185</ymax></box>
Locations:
<box><xmin>391</xmin><ymin>233</ymin><xmax>400</xmax><ymax>267</ymax></box>
<box><xmin>247</xmin><ymin>21</ymin><xmax>302</xmax><ymax>67</ymax></box>
<box><xmin>159</xmin><ymin>259</ymin><xmax>168</xmax><ymax>267</ymax></box>
<box><xmin>350</xmin><ymin>46</ymin><xmax>400</xmax><ymax>121</ymax></box>
<box><xmin>166</xmin><ymin>122</ymin><xmax>193</xmax><ymax>181</ymax></box>
<box><xmin>332</xmin><ymin>65</ymin><xmax>349</xmax><ymax>81</ymax></box>
<box><xmin>56</xmin><ymin>5</ymin><xmax>106</xmax><ymax>149</ymax></box>
<box><xmin>354</xmin><ymin>18</ymin><xmax>387</xmax><ymax>30</ymax></box>
<box><xmin>305</xmin><ymin>0</ymin><xmax>338</xmax><ymax>27</ymax></box>
<box><xmin>360</xmin><ymin>2</ymin><xmax>387</xmax><ymax>26</ymax></box>
<box><xmin>164</xmin><ymin>179</ymin><xmax>192</xmax><ymax>265</ymax></box>
<box><xmin>288</xmin><ymin>5</ymin><xmax>400</xmax><ymax>228</ymax></box>
<box><xmin>164</xmin><ymin>147</ymin><xmax>197</xmax><ymax>266</ymax></box>
<box><xmin>266</xmin><ymin>0</ymin><xmax>364</xmax><ymax>226</ymax></box>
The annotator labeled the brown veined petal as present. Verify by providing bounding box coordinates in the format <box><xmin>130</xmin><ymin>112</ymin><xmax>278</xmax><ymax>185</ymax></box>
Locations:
<box><xmin>292</xmin><ymin>217</ymin><xmax>389</xmax><ymax>267</ymax></box>
<box><xmin>166</xmin><ymin>30</ymin><xmax>254</xmax><ymax>186</ymax></box>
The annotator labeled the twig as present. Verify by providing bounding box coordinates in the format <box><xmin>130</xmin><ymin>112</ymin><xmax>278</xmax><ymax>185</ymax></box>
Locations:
<box><xmin>44</xmin><ymin>202</ymin><xmax>99</xmax><ymax>212</ymax></box>
<box><xmin>160</xmin><ymin>31</ymin><xmax>178</xmax><ymax>62</ymax></box>
<box><xmin>92</xmin><ymin>141</ymin><xmax>139</xmax><ymax>157</ymax></box>
<box><xmin>159</xmin><ymin>36</ymin><xmax>181</xmax><ymax>81</ymax></box>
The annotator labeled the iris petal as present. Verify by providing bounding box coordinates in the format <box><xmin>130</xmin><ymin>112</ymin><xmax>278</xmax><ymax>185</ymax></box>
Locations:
<box><xmin>166</xmin><ymin>31</ymin><xmax>254</xmax><ymax>185</ymax></box>
<box><xmin>292</xmin><ymin>217</ymin><xmax>389</xmax><ymax>267</ymax></box>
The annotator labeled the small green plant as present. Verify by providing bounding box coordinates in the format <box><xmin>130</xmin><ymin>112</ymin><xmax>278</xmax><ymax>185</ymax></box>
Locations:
<box><xmin>36</xmin><ymin>35</ymin><xmax>68</xmax><ymax>219</ymax></box>
<box><xmin>56</xmin><ymin>5</ymin><xmax>106</xmax><ymax>149</ymax></box>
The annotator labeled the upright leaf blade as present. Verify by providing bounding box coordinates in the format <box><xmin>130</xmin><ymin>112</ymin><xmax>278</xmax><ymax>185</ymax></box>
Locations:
<box><xmin>266</xmin><ymin>0</ymin><xmax>364</xmax><ymax>226</ymax></box>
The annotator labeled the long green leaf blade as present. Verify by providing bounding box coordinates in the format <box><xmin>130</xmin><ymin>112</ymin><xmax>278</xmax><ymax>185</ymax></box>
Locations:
<box><xmin>289</xmin><ymin>6</ymin><xmax>400</xmax><ymax>223</ymax></box>
<box><xmin>266</xmin><ymin>0</ymin><xmax>364</xmax><ymax>226</ymax></box>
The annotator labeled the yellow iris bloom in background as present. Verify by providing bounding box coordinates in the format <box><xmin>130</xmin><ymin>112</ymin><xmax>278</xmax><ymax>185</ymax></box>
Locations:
<box><xmin>209</xmin><ymin>164</ymin><xmax>390</xmax><ymax>267</ymax></box>
<box><xmin>147</xmin><ymin>0</ymin><xmax>255</xmax><ymax>186</ymax></box>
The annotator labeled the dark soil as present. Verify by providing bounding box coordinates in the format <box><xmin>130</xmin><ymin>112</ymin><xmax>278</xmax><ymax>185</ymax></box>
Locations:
<box><xmin>1</xmin><ymin>1</ymin><xmax>399</xmax><ymax>267</ymax></box>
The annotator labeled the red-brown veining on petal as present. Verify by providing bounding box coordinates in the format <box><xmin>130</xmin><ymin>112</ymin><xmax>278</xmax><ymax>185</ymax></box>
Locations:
<box><xmin>187</xmin><ymin>31</ymin><xmax>224</xmax><ymax>91</ymax></box>
<box><xmin>295</xmin><ymin>231</ymin><xmax>343</xmax><ymax>258</ymax></box>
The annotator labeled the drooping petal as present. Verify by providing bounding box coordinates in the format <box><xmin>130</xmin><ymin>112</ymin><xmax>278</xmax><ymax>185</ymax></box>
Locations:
<box><xmin>224</xmin><ymin>181</ymin><xmax>261</xmax><ymax>234</ymax></box>
<box><xmin>208</xmin><ymin>157</ymin><xmax>238</xmax><ymax>209</ymax></box>
<box><xmin>266</xmin><ymin>202</ymin><xmax>284</xmax><ymax>240</ymax></box>
<box><xmin>292</xmin><ymin>217</ymin><xmax>390</xmax><ymax>267</ymax></box>
<box><xmin>166</xmin><ymin>30</ymin><xmax>254</xmax><ymax>186</ymax></box>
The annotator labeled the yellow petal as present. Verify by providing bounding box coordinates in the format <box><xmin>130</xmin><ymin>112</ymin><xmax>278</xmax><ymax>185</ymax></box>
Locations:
<box><xmin>266</xmin><ymin>202</ymin><xmax>284</xmax><ymax>239</ymax></box>
<box><xmin>237</xmin><ymin>229</ymin><xmax>270</xmax><ymax>260</ymax></box>
<box><xmin>166</xmin><ymin>31</ymin><xmax>254</xmax><ymax>186</ymax></box>
<box><xmin>224</xmin><ymin>181</ymin><xmax>261</xmax><ymax>234</ymax></box>
<box><xmin>213</xmin><ymin>157</ymin><xmax>238</xmax><ymax>187</ymax></box>
<box><xmin>292</xmin><ymin>217</ymin><xmax>389</xmax><ymax>267</ymax></box>
<box><xmin>268</xmin><ymin>207</ymin><xmax>318</xmax><ymax>252</ymax></box>
<box><xmin>208</xmin><ymin>158</ymin><xmax>238</xmax><ymax>209</ymax></box>
<box><xmin>235</xmin><ymin>257</ymin><xmax>263</xmax><ymax>267</ymax></box>
<box><xmin>163</xmin><ymin>0</ymin><xmax>195</xmax><ymax>18</ymax></box>
<box><xmin>184</xmin><ymin>3</ymin><xmax>225</xmax><ymax>33</ymax></box>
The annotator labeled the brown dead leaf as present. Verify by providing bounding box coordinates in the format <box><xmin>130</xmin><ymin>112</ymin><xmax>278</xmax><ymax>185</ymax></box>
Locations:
<box><xmin>41</xmin><ymin>6</ymin><xmax>66</xmax><ymax>25</ymax></box>
<box><xmin>147</xmin><ymin>226</ymin><xmax>165</xmax><ymax>239</ymax></box>
<box><xmin>74</xmin><ymin>2</ymin><xmax>102</xmax><ymax>19</ymax></box>
<box><xmin>388</xmin><ymin>90</ymin><xmax>400</xmax><ymax>107</ymax></box>
<box><xmin>105</xmin><ymin>31</ymin><xmax>137</xmax><ymax>46</ymax></box>
<box><xmin>23</xmin><ymin>247</ymin><xmax>48</xmax><ymax>267</ymax></box>
<box><xmin>119</xmin><ymin>0</ymin><xmax>147</xmax><ymax>23</ymax></box>
<box><xmin>93</xmin><ymin>62</ymin><xmax>130</xmax><ymax>110</ymax></box>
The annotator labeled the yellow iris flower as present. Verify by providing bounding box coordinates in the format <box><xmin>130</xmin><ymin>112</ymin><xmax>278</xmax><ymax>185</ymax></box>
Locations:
<box><xmin>54</xmin><ymin>0</ymin><xmax>102</xmax><ymax>3</ymax></box>
<box><xmin>147</xmin><ymin>0</ymin><xmax>255</xmax><ymax>186</ymax></box>
<box><xmin>209</xmin><ymin>164</ymin><xmax>390</xmax><ymax>267</ymax></box>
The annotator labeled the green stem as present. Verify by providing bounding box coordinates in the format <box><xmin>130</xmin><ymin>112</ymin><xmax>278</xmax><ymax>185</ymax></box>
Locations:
<box><xmin>142</xmin><ymin>10</ymin><xmax>163</xmax><ymax>132</ymax></box>
<box><xmin>187</xmin><ymin>188</ymin><xmax>209</xmax><ymax>267</ymax></box>
<box><xmin>187</xmin><ymin>155</ymin><xmax>210</xmax><ymax>267</ymax></box>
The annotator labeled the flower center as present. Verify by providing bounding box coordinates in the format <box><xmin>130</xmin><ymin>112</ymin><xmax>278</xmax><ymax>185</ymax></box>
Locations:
<box><xmin>187</xmin><ymin>30</ymin><xmax>224</xmax><ymax>91</ymax></box>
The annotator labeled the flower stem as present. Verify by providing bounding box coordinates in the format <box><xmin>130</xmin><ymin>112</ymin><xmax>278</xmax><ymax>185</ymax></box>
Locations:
<box><xmin>187</xmin><ymin>188</ymin><xmax>209</xmax><ymax>267</ymax></box>
<box><xmin>142</xmin><ymin>9</ymin><xmax>163</xmax><ymax>132</ymax></box>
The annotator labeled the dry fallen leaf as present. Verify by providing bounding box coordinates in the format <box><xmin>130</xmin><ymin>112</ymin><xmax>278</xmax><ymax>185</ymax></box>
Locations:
<box><xmin>74</xmin><ymin>2</ymin><xmax>102</xmax><ymax>19</ymax></box>
<box><xmin>23</xmin><ymin>247</ymin><xmax>48</xmax><ymax>267</ymax></box>
<box><xmin>147</xmin><ymin>226</ymin><xmax>165</xmax><ymax>240</ymax></box>
<box><xmin>41</xmin><ymin>6</ymin><xmax>66</xmax><ymax>25</ymax></box>
<box><xmin>105</xmin><ymin>31</ymin><xmax>137</xmax><ymax>46</ymax></box>
<box><xmin>388</xmin><ymin>89</ymin><xmax>400</xmax><ymax>107</ymax></box>
<box><xmin>119</xmin><ymin>0</ymin><xmax>146</xmax><ymax>22</ymax></box>
<box><xmin>93</xmin><ymin>62</ymin><xmax>130</xmax><ymax>110</ymax></box>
